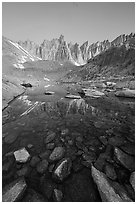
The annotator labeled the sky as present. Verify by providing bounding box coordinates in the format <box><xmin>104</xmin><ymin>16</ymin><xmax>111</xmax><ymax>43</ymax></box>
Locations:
<box><xmin>2</xmin><ymin>2</ymin><xmax>135</xmax><ymax>45</ymax></box>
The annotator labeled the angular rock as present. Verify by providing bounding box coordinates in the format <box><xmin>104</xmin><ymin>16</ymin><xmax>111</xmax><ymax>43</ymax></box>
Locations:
<box><xmin>36</xmin><ymin>159</ymin><xmax>48</xmax><ymax>174</ymax></box>
<box><xmin>30</xmin><ymin>156</ymin><xmax>40</xmax><ymax>167</ymax></box>
<box><xmin>53</xmin><ymin>158</ymin><xmax>72</xmax><ymax>181</ymax></box>
<box><xmin>14</xmin><ymin>148</ymin><xmax>30</xmax><ymax>163</ymax></box>
<box><xmin>105</xmin><ymin>163</ymin><xmax>117</xmax><ymax>180</ymax></box>
<box><xmin>49</xmin><ymin>147</ymin><xmax>65</xmax><ymax>162</ymax></box>
<box><xmin>114</xmin><ymin>147</ymin><xmax>135</xmax><ymax>171</ymax></box>
<box><xmin>46</xmin><ymin>143</ymin><xmax>55</xmax><ymax>150</ymax></box>
<box><xmin>130</xmin><ymin>172</ymin><xmax>135</xmax><ymax>191</ymax></box>
<box><xmin>53</xmin><ymin>189</ymin><xmax>63</xmax><ymax>202</ymax></box>
<box><xmin>94</xmin><ymin>153</ymin><xmax>108</xmax><ymax>171</ymax></box>
<box><xmin>44</xmin><ymin>131</ymin><xmax>56</xmax><ymax>144</ymax></box>
<box><xmin>91</xmin><ymin>165</ymin><xmax>124</xmax><ymax>202</ymax></box>
<box><xmin>2</xmin><ymin>178</ymin><xmax>27</xmax><ymax>202</ymax></box>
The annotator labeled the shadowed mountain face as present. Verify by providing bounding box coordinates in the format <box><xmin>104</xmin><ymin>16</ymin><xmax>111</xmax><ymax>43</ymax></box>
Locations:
<box><xmin>61</xmin><ymin>34</ymin><xmax>135</xmax><ymax>82</ymax></box>
<box><xmin>18</xmin><ymin>33</ymin><xmax>135</xmax><ymax>66</ymax></box>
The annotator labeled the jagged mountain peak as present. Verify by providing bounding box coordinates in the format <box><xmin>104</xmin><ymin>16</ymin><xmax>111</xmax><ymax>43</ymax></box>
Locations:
<box><xmin>16</xmin><ymin>33</ymin><xmax>134</xmax><ymax>66</ymax></box>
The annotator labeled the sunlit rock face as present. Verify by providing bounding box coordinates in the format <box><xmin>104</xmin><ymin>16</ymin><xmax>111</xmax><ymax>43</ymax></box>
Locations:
<box><xmin>18</xmin><ymin>33</ymin><xmax>135</xmax><ymax>65</ymax></box>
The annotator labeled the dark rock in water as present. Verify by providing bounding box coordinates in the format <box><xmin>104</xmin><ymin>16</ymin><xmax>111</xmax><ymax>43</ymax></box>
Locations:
<box><xmin>120</xmin><ymin>142</ymin><xmax>135</xmax><ymax>156</ymax></box>
<box><xmin>105</xmin><ymin>163</ymin><xmax>117</xmax><ymax>180</ymax></box>
<box><xmin>39</xmin><ymin>150</ymin><xmax>51</xmax><ymax>160</ymax></box>
<box><xmin>14</xmin><ymin>148</ymin><xmax>30</xmax><ymax>163</ymax></box>
<box><xmin>36</xmin><ymin>159</ymin><xmax>49</xmax><ymax>174</ymax></box>
<box><xmin>22</xmin><ymin>188</ymin><xmax>46</xmax><ymax>202</ymax></box>
<box><xmin>53</xmin><ymin>189</ymin><xmax>63</xmax><ymax>202</ymax></box>
<box><xmin>91</xmin><ymin>165</ymin><xmax>130</xmax><ymax>202</ymax></box>
<box><xmin>82</xmin><ymin>152</ymin><xmax>97</xmax><ymax>163</ymax></box>
<box><xmin>124</xmin><ymin>183</ymin><xmax>135</xmax><ymax>201</ymax></box>
<box><xmin>4</xmin><ymin>133</ymin><xmax>18</xmax><ymax>144</ymax></box>
<box><xmin>2</xmin><ymin>178</ymin><xmax>27</xmax><ymax>202</ymax></box>
<box><xmin>72</xmin><ymin>158</ymin><xmax>83</xmax><ymax>172</ymax></box>
<box><xmin>2</xmin><ymin>155</ymin><xmax>15</xmax><ymax>173</ymax></box>
<box><xmin>30</xmin><ymin>156</ymin><xmax>40</xmax><ymax>167</ymax></box>
<box><xmin>40</xmin><ymin>177</ymin><xmax>56</xmax><ymax>200</ymax></box>
<box><xmin>94</xmin><ymin>153</ymin><xmax>108</xmax><ymax>171</ymax></box>
<box><xmin>21</xmin><ymin>83</ymin><xmax>32</xmax><ymax>88</ymax></box>
<box><xmin>49</xmin><ymin>147</ymin><xmax>65</xmax><ymax>162</ymax></box>
<box><xmin>108</xmin><ymin>136</ymin><xmax>126</xmax><ymax>146</ymax></box>
<box><xmin>130</xmin><ymin>172</ymin><xmax>135</xmax><ymax>191</ymax></box>
<box><xmin>48</xmin><ymin>164</ymin><xmax>55</xmax><ymax>173</ymax></box>
<box><xmin>116</xmin><ymin>168</ymin><xmax>130</xmax><ymax>184</ymax></box>
<box><xmin>46</xmin><ymin>143</ymin><xmax>55</xmax><ymax>150</ymax></box>
<box><xmin>16</xmin><ymin>166</ymin><xmax>29</xmax><ymax>177</ymax></box>
<box><xmin>53</xmin><ymin>158</ymin><xmax>72</xmax><ymax>182</ymax></box>
<box><xmin>114</xmin><ymin>147</ymin><xmax>135</xmax><ymax>171</ymax></box>
<box><xmin>99</xmin><ymin>135</ymin><xmax>108</xmax><ymax>145</ymax></box>
<box><xmin>63</xmin><ymin>168</ymin><xmax>101</xmax><ymax>202</ymax></box>
<box><xmin>44</xmin><ymin>131</ymin><xmax>56</xmax><ymax>144</ymax></box>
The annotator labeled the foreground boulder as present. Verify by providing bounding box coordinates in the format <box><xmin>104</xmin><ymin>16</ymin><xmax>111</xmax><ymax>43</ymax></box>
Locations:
<box><xmin>53</xmin><ymin>158</ymin><xmax>72</xmax><ymax>181</ymax></box>
<box><xmin>114</xmin><ymin>147</ymin><xmax>135</xmax><ymax>171</ymax></box>
<box><xmin>14</xmin><ymin>148</ymin><xmax>30</xmax><ymax>163</ymax></box>
<box><xmin>2</xmin><ymin>178</ymin><xmax>27</xmax><ymax>202</ymax></box>
<box><xmin>115</xmin><ymin>89</ymin><xmax>135</xmax><ymax>98</ymax></box>
<box><xmin>91</xmin><ymin>165</ymin><xmax>132</xmax><ymax>202</ymax></box>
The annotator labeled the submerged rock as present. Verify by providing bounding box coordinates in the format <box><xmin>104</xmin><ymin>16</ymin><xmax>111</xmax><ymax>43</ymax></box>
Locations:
<box><xmin>36</xmin><ymin>159</ymin><xmax>48</xmax><ymax>174</ymax></box>
<box><xmin>114</xmin><ymin>147</ymin><xmax>135</xmax><ymax>171</ymax></box>
<box><xmin>30</xmin><ymin>156</ymin><xmax>40</xmax><ymax>167</ymax></box>
<box><xmin>130</xmin><ymin>172</ymin><xmax>135</xmax><ymax>191</ymax></box>
<box><xmin>53</xmin><ymin>158</ymin><xmax>72</xmax><ymax>181</ymax></box>
<box><xmin>2</xmin><ymin>178</ymin><xmax>27</xmax><ymax>202</ymax></box>
<box><xmin>14</xmin><ymin>148</ymin><xmax>30</xmax><ymax>163</ymax></box>
<box><xmin>44</xmin><ymin>131</ymin><xmax>56</xmax><ymax>144</ymax></box>
<box><xmin>105</xmin><ymin>163</ymin><xmax>117</xmax><ymax>180</ymax></box>
<box><xmin>49</xmin><ymin>147</ymin><xmax>65</xmax><ymax>162</ymax></box>
<box><xmin>53</xmin><ymin>189</ymin><xmax>63</xmax><ymax>202</ymax></box>
<box><xmin>16</xmin><ymin>166</ymin><xmax>29</xmax><ymax>177</ymax></box>
<box><xmin>22</xmin><ymin>188</ymin><xmax>46</xmax><ymax>202</ymax></box>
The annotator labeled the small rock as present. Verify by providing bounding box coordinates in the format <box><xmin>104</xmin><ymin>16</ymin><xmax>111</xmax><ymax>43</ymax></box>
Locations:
<box><xmin>14</xmin><ymin>148</ymin><xmax>30</xmax><ymax>163</ymax></box>
<box><xmin>115</xmin><ymin>89</ymin><xmax>135</xmax><ymax>98</ymax></box>
<box><xmin>53</xmin><ymin>189</ymin><xmax>63</xmax><ymax>202</ymax></box>
<box><xmin>30</xmin><ymin>156</ymin><xmax>40</xmax><ymax>167</ymax></box>
<box><xmin>44</xmin><ymin>131</ymin><xmax>56</xmax><ymax>144</ymax></box>
<box><xmin>114</xmin><ymin>147</ymin><xmax>135</xmax><ymax>171</ymax></box>
<box><xmin>53</xmin><ymin>158</ymin><xmax>72</xmax><ymax>181</ymax></box>
<box><xmin>72</xmin><ymin>158</ymin><xmax>83</xmax><ymax>172</ymax></box>
<box><xmin>105</xmin><ymin>163</ymin><xmax>117</xmax><ymax>180</ymax></box>
<box><xmin>17</xmin><ymin>166</ymin><xmax>29</xmax><ymax>177</ymax></box>
<box><xmin>46</xmin><ymin>143</ymin><xmax>55</xmax><ymax>150</ymax></box>
<box><xmin>49</xmin><ymin>147</ymin><xmax>65</xmax><ymax>162</ymax></box>
<box><xmin>3</xmin><ymin>156</ymin><xmax>15</xmax><ymax>173</ymax></box>
<box><xmin>27</xmin><ymin>144</ymin><xmax>33</xmax><ymax>149</ymax></box>
<box><xmin>61</xmin><ymin>129</ymin><xmax>69</xmax><ymax>136</ymax></box>
<box><xmin>130</xmin><ymin>172</ymin><xmax>135</xmax><ymax>191</ymax></box>
<box><xmin>48</xmin><ymin>164</ymin><xmax>55</xmax><ymax>173</ymax></box>
<box><xmin>2</xmin><ymin>178</ymin><xmax>27</xmax><ymax>202</ymax></box>
<box><xmin>4</xmin><ymin>133</ymin><xmax>18</xmax><ymax>144</ymax></box>
<box><xmin>99</xmin><ymin>136</ymin><xmax>108</xmax><ymax>145</ymax></box>
<box><xmin>68</xmin><ymin>140</ymin><xmax>73</xmax><ymax>146</ymax></box>
<box><xmin>82</xmin><ymin>152</ymin><xmax>97</xmax><ymax>163</ymax></box>
<box><xmin>76</xmin><ymin>150</ymin><xmax>84</xmax><ymax>156</ymax></box>
<box><xmin>120</xmin><ymin>142</ymin><xmax>135</xmax><ymax>156</ymax></box>
<box><xmin>76</xmin><ymin>136</ymin><xmax>83</xmax><ymax>143</ymax></box>
<box><xmin>94</xmin><ymin>153</ymin><xmax>108</xmax><ymax>171</ymax></box>
<box><xmin>39</xmin><ymin>150</ymin><xmax>51</xmax><ymax>160</ymax></box>
<box><xmin>36</xmin><ymin>159</ymin><xmax>48</xmax><ymax>174</ymax></box>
